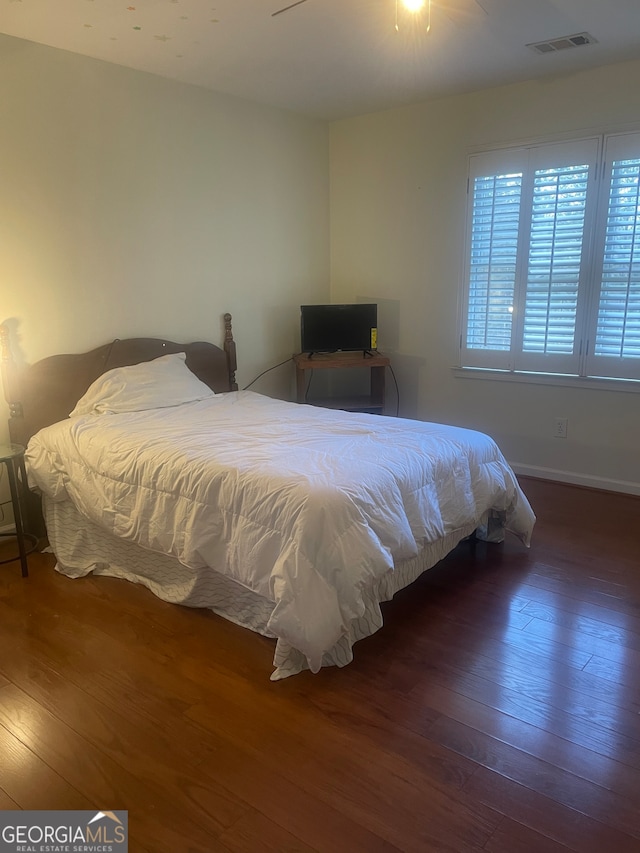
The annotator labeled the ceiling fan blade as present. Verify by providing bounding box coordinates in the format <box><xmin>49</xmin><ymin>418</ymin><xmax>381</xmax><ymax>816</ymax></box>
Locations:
<box><xmin>432</xmin><ymin>0</ymin><xmax>488</xmax><ymax>24</ymax></box>
<box><xmin>272</xmin><ymin>0</ymin><xmax>311</xmax><ymax>16</ymax></box>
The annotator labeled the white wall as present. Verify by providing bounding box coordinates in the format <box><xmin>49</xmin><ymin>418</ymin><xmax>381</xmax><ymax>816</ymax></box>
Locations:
<box><xmin>2</xmin><ymin>35</ymin><xmax>638</xmax><ymax>501</ymax></box>
<box><xmin>0</xmin><ymin>35</ymin><xmax>329</xmax><ymax>521</ymax></box>
<box><xmin>330</xmin><ymin>58</ymin><xmax>640</xmax><ymax>494</ymax></box>
<box><xmin>0</xmin><ymin>34</ymin><xmax>329</xmax><ymax>423</ymax></box>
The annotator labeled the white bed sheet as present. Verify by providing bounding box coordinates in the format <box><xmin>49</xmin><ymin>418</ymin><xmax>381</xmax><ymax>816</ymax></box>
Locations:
<box><xmin>26</xmin><ymin>391</ymin><xmax>535</xmax><ymax>677</ymax></box>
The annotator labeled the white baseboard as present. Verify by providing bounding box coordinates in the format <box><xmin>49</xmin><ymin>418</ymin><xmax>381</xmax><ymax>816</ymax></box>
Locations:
<box><xmin>0</xmin><ymin>523</ymin><xmax>16</xmax><ymax>535</ymax></box>
<box><xmin>511</xmin><ymin>463</ymin><xmax>640</xmax><ymax>497</ymax></box>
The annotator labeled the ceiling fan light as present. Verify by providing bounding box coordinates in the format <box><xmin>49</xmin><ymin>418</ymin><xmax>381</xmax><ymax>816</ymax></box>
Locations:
<box><xmin>402</xmin><ymin>0</ymin><xmax>426</xmax><ymax>11</ymax></box>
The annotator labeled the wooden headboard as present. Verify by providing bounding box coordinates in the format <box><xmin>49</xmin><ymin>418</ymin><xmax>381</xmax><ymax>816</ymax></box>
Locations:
<box><xmin>1</xmin><ymin>313</ymin><xmax>238</xmax><ymax>449</ymax></box>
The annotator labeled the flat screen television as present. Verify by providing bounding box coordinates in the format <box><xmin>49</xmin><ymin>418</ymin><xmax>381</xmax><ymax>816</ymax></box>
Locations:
<box><xmin>300</xmin><ymin>303</ymin><xmax>378</xmax><ymax>354</ymax></box>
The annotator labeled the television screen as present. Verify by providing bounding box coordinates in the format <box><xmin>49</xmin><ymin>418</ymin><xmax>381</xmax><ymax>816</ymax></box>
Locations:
<box><xmin>300</xmin><ymin>304</ymin><xmax>377</xmax><ymax>354</ymax></box>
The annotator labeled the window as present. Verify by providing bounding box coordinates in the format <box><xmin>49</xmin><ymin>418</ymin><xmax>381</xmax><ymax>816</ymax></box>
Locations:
<box><xmin>460</xmin><ymin>132</ymin><xmax>640</xmax><ymax>382</ymax></box>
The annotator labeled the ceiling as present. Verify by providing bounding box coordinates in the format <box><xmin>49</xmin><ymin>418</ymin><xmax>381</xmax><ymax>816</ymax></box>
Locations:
<box><xmin>2</xmin><ymin>0</ymin><xmax>640</xmax><ymax>120</ymax></box>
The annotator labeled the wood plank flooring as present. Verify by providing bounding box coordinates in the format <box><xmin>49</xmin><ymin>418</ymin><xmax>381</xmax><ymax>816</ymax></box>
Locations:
<box><xmin>0</xmin><ymin>476</ymin><xmax>639</xmax><ymax>852</ymax></box>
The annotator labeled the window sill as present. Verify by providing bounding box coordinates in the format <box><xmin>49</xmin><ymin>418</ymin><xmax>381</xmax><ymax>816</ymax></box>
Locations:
<box><xmin>453</xmin><ymin>367</ymin><xmax>640</xmax><ymax>394</ymax></box>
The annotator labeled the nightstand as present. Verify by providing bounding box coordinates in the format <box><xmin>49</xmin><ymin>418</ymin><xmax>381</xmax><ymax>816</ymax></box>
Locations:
<box><xmin>0</xmin><ymin>443</ymin><xmax>37</xmax><ymax>577</ymax></box>
<box><xmin>294</xmin><ymin>351</ymin><xmax>390</xmax><ymax>414</ymax></box>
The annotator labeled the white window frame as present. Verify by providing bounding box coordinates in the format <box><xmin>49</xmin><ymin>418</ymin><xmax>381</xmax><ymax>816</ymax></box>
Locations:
<box><xmin>459</xmin><ymin>130</ymin><xmax>640</xmax><ymax>386</ymax></box>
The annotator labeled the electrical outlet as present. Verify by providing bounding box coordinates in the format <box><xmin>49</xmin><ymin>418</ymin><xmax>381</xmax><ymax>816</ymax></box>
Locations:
<box><xmin>554</xmin><ymin>417</ymin><xmax>568</xmax><ymax>439</ymax></box>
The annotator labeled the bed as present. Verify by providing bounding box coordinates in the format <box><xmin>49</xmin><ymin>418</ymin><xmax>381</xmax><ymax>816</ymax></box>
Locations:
<box><xmin>1</xmin><ymin>315</ymin><xmax>535</xmax><ymax>680</ymax></box>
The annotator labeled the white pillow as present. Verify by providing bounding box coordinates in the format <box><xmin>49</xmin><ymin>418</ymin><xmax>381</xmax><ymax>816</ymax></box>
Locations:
<box><xmin>70</xmin><ymin>352</ymin><xmax>215</xmax><ymax>416</ymax></box>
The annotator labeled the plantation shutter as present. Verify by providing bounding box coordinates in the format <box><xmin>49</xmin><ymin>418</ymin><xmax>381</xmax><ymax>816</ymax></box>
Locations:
<box><xmin>461</xmin><ymin>149</ymin><xmax>525</xmax><ymax>369</ymax></box>
<box><xmin>460</xmin><ymin>134</ymin><xmax>639</xmax><ymax>382</ymax></box>
<box><xmin>513</xmin><ymin>139</ymin><xmax>599</xmax><ymax>374</ymax></box>
<box><xmin>587</xmin><ymin>132</ymin><xmax>640</xmax><ymax>380</ymax></box>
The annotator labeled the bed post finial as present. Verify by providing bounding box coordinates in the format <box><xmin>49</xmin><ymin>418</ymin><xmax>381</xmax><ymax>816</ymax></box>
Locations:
<box><xmin>1</xmin><ymin>324</ymin><xmax>23</xmax><ymax>419</ymax></box>
<box><xmin>0</xmin><ymin>324</ymin><xmax>9</xmax><ymax>404</ymax></box>
<box><xmin>223</xmin><ymin>313</ymin><xmax>238</xmax><ymax>391</ymax></box>
<box><xmin>0</xmin><ymin>324</ymin><xmax>9</xmax><ymax>365</ymax></box>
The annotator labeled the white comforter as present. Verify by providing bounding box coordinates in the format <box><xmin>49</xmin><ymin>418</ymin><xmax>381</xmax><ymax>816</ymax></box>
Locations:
<box><xmin>26</xmin><ymin>391</ymin><xmax>535</xmax><ymax>673</ymax></box>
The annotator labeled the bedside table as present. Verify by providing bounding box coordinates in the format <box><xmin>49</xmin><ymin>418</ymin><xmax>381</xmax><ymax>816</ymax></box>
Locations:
<box><xmin>0</xmin><ymin>443</ymin><xmax>37</xmax><ymax>577</ymax></box>
<box><xmin>294</xmin><ymin>351</ymin><xmax>390</xmax><ymax>414</ymax></box>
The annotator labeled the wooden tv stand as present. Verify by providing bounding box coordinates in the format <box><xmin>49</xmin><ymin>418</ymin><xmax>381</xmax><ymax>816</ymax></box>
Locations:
<box><xmin>294</xmin><ymin>351</ymin><xmax>390</xmax><ymax>414</ymax></box>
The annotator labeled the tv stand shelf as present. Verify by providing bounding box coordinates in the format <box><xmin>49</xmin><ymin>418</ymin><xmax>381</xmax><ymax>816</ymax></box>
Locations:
<box><xmin>294</xmin><ymin>351</ymin><xmax>390</xmax><ymax>414</ymax></box>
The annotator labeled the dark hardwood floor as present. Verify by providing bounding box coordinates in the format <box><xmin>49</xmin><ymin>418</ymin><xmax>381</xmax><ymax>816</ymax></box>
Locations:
<box><xmin>0</xmin><ymin>477</ymin><xmax>639</xmax><ymax>852</ymax></box>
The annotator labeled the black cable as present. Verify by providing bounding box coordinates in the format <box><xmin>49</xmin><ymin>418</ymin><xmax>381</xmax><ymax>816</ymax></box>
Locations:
<box><xmin>243</xmin><ymin>356</ymin><xmax>294</xmax><ymax>391</ymax></box>
<box><xmin>387</xmin><ymin>363</ymin><xmax>400</xmax><ymax>417</ymax></box>
<box><xmin>304</xmin><ymin>369</ymin><xmax>314</xmax><ymax>401</ymax></box>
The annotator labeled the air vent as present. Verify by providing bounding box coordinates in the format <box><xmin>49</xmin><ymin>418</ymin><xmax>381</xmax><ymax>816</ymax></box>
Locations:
<box><xmin>527</xmin><ymin>32</ymin><xmax>598</xmax><ymax>55</ymax></box>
